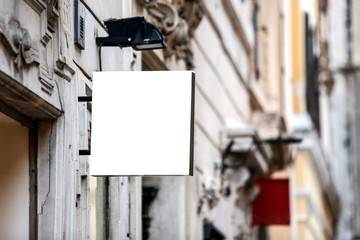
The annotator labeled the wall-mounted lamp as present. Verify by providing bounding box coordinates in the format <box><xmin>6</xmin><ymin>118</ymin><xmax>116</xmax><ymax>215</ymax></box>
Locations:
<box><xmin>222</xmin><ymin>128</ymin><xmax>302</xmax><ymax>173</ymax></box>
<box><xmin>222</xmin><ymin>127</ymin><xmax>272</xmax><ymax>174</ymax></box>
<box><xmin>220</xmin><ymin>127</ymin><xmax>302</xmax><ymax>196</ymax></box>
<box><xmin>96</xmin><ymin>16</ymin><xmax>167</xmax><ymax>50</ymax></box>
<box><xmin>222</xmin><ymin>136</ymin><xmax>302</xmax><ymax>167</ymax></box>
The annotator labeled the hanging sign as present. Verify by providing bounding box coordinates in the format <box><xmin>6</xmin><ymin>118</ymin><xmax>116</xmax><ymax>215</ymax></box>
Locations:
<box><xmin>252</xmin><ymin>178</ymin><xmax>290</xmax><ymax>225</ymax></box>
<box><xmin>90</xmin><ymin>71</ymin><xmax>195</xmax><ymax>176</ymax></box>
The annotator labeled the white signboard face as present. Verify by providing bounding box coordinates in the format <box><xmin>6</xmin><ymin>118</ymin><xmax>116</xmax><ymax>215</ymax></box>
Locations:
<box><xmin>90</xmin><ymin>71</ymin><xmax>195</xmax><ymax>176</ymax></box>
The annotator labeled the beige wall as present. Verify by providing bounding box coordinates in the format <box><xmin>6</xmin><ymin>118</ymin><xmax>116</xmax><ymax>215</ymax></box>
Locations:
<box><xmin>0</xmin><ymin>112</ymin><xmax>29</xmax><ymax>239</ymax></box>
<box><xmin>293</xmin><ymin>152</ymin><xmax>333</xmax><ymax>240</ymax></box>
<box><xmin>269</xmin><ymin>226</ymin><xmax>291</xmax><ymax>240</ymax></box>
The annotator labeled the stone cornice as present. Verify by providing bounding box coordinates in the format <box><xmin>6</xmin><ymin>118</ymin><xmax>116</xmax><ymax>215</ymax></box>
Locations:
<box><xmin>0</xmin><ymin>70</ymin><xmax>62</xmax><ymax>119</ymax></box>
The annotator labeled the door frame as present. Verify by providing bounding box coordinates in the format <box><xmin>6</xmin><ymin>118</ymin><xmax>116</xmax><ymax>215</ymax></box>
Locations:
<box><xmin>0</xmin><ymin>101</ymin><xmax>38</xmax><ymax>239</ymax></box>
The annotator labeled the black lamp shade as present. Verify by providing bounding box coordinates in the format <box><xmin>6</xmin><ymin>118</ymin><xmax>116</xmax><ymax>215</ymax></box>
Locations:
<box><xmin>105</xmin><ymin>17</ymin><xmax>143</xmax><ymax>38</ymax></box>
<box><xmin>96</xmin><ymin>17</ymin><xmax>167</xmax><ymax>50</ymax></box>
<box><xmin>132</xmin><ymin>22</ymin><xmax>167</xmax><ymax>50</ymax></box>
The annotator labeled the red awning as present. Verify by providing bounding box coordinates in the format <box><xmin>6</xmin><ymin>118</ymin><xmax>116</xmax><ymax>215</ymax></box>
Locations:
<box><xmin>252</xmin><ymin>178</ymin><xmax>290</xmax><ymax>225</ymax></box>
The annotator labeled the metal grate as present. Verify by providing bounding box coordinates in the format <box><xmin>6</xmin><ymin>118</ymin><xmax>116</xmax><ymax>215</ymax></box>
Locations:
<box><xmin>80</xmin><ymin>16</ymin><xmax>84</xmax><ymax>38</ymax></box>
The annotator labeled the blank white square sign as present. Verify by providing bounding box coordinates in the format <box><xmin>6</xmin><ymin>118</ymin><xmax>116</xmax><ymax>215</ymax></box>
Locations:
<box><xmin>90</xmin><ymin>71</ymin><xmax>195</xmax><ymax>176</ymax></box>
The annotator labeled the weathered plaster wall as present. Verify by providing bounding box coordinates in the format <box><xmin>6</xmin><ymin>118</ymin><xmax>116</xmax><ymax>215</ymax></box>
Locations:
<box><xmin>0</xmin><ymin>0</ymin><xmax>142</xmax><ymax>239</ymax></box>
<box><xmin>327</xmin><ymin>0</ymin><xmax>354</xmax><ymax>238</ymax></box>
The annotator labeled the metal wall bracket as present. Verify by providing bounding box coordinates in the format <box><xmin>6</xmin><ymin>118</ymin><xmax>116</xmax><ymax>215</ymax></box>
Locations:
<box><xmin>79</xmin><ymin>149</ymin><xmax>91</xmax><ymax>155</ymax></box>
<box><xmin>78</xmin><ymin>96</ymin><xmax>92</xmax><ymax>102</ymax></box>
<box><xmin>78</xmin><ymin>95</ymin><xmax>92</xmax><ymax>155</ymax></box>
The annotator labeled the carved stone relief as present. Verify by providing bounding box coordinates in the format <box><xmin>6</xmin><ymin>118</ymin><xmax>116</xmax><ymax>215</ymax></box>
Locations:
<box><xmin>24</xmin><ymin>0</ymin><xmax>75</xmax><ymax>95</ymax></box>
<box><xmin>178</xmin><ymin>0</ymin><xmax>203</xmax><ymax>38</ymax></box>
<box><xmin>61</xmin><ymin>0</ymin><xmax>71</xmax><ymax>35</ymax></box>
<box><xmin>55</xmin><ymin>0</ymin><xmax>75</xmax><ymax>82</ymax></box>
<box><xmin>0</xmin><ymin>16</ymin><xmax>40</xmax><ymax>70</ymax></box>
<box><xmin>39</xmin><ymin>0</ymin><xmax>59</xmax><ymax>45</ymax></box>
<box><xmin>38</xmin><ymin>0</ymin><xmax>59</xmax><ymax>95</ymax></box>
<box><xmin>137</xmin><ymin>0</ymin><xmax>203</xmax><ymax>69</ymax></box>
<box><xmin>47</xmin><ymin>0</ymin><xmax>59</xmax><ymax>29</ymax></box>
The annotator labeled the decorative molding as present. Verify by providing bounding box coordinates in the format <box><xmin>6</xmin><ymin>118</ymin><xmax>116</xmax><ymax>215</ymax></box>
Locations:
<box><xmin>317</xmin><ymin>41</ymin><xmax>334</xmax><ymax>94</ymax></box>
<box><xmin>37</xmin><ymin>0</ymin><xmax>75</xmax><ymax>85</ymax></box>
<box><xmin>55</xmin><ymin>59</ymin><xmax>75</xmax><ymax>82</ymax></box>
<box><xmin>0</xmin><ymin>15</ymin><xmax>56</xmax><ymax>95</ymax></box>
<box><xmin>0</xmin><ymin>16</ymin><xmax>40</xmax><ymax>70</ymax></box>
<box><xmin>35</xmin><ymin>0</ymin><xmax>58</xmax><ymax>46</ymax></box>
<box><xmin>60</xmin><ymin>0</ymin><xmax>71</xmax><ymax>34</ymax></box>
<box><xmin>137</xmin><ymin>0</ymin><xmax>203</xmax><ymax>69</ymax></box>
<box><xmin>54</xmin><ymin>0</ymin><xmax>75</xmax><ymax>82</ymax></box>
<box><xmin>179</xmin><ymin>0</ymin><xmax>203</xmax><ymax>38</ymax></box>
<box><xmin>0</xmin><ymin>2</ymin><xmax>72</xmax><ymax>98</ymax></box>
<box><xmin>0</xmin><ymin>70</ymin><xmax>62</xmax><ymax>119</ymax></box>
<box><xmin>37</xmin><ymin>0</ymin><xmax>59</xmax><ymax>46</ymax></box>
<box><xmin>40</xmin><ymin>11</ymin><xmax>52</xmax><ymax>45</ymax></box>
<box><xmin>47</xmin><ymin>0</ymin><xmax>60</xmax><ymax>29</ymax></box>
<box><xmin>39</xmin><ymin>67</ymin><xmax>54</xmax><ymax>95</ymax></box>
<box><xmin>24</xmin><ymin>0</ymin><xmax>47</xmax><ymax>14</ymax></box>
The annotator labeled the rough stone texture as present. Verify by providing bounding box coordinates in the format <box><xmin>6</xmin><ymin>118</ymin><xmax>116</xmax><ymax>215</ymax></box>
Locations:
<box><xmin>0</xmin><ymin>0</ymin><xmax>346</xmax><ymax>239</ymax></box>
<box><xmin>327</xmin><ymin>0</ymin><xmax>357</xmax><ymax>238</ymax></box>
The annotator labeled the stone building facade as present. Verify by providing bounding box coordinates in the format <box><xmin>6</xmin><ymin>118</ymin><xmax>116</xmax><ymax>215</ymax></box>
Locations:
<box><xmin>0</xmin><ymin>0</ymin><xmax>344</xmax><ymax>239</ymax></box>
<box><xmin>328</xmin><ymin>0</ymin><xmax>360</xmax><ymax>238</ymax></box>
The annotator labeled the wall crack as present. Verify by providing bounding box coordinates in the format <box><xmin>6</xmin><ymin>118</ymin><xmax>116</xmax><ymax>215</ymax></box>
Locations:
<box><xmin>40</xmin><ymin>120</ymin><xmax>53</xmax><ymax>215</ymax></box>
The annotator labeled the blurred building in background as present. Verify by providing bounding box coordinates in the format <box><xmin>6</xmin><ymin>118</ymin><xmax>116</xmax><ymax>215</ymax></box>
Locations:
<box><xmin>140</xmin><ymin>0</ymin><xmax>293</xmax><ymax>238</ymax></box>
<box><xmin>328</xmin><ymin>0</ymin><xmax>360</xmax><ymax>239</ymax></box>
<box><xmin>0</xmin><ymin>0</ymin><xmax>358</xmax><ymax>239</ymax></box>
<box><xmin>287</xmin><ymin>0</ymin><xmax>340</xmax><ymax>239</ymax></box>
